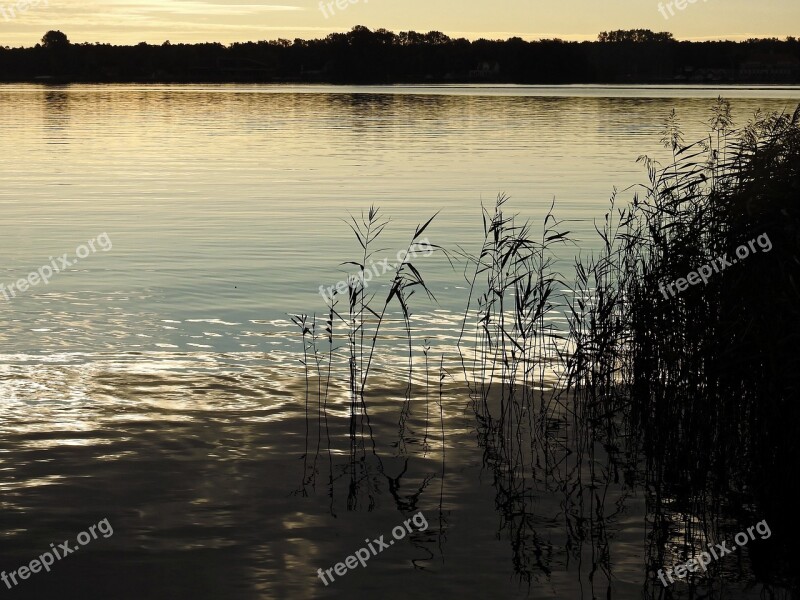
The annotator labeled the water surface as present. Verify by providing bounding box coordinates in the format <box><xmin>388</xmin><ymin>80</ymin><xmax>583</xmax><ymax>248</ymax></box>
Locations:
<box><xmin>0</xmin><ymin>84</ymin><xmax>798</xmax><ymax>599</ymax></box>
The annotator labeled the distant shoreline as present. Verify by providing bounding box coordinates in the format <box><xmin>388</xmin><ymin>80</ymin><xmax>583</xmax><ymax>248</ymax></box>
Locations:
<box><xmin>4</xmin><ymin>83</ymin><xmax>800</xmax><ymax>99</ymax></box>
<box><xmin>6</xmin><ymin>78</ymin><xmax>800</xmax><ymax>86</ymax></box>
<box><xmin>3</xmin><ymin>27</ymin><xmax>799</xmax><ymax>86</ymax></box>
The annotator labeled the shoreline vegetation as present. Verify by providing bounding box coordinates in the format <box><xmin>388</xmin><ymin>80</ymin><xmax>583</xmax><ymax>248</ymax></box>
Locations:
<box><xmin>296</xmin><ymin>99</ymin><xmax>800</xmax><ymax>591</ymax></box>
<box><xmin>2</xmin><ymin>28</ymin><xmax>800</xmax><ymax>84</ymax></box>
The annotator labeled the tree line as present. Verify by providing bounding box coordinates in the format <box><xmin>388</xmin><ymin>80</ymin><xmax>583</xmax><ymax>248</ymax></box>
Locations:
<box><xmin>1</xmin><ymin>27</ymin><xmax>798</xmax><ymax>84</ymax></box>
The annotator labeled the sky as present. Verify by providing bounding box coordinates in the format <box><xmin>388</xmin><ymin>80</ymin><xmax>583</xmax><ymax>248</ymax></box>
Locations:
<box><xmin>0</xmin><ymin>0</ymin><xmax>799</xmax><ymax>47</ymax></box>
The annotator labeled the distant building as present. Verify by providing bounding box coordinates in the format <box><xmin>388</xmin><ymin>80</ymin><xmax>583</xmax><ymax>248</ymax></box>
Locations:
<box><xmin>190</xmin><ymin>57</ymin><xmax>276</xmax><ymax>82</ymax></box>
<box><xmin>739</xmin><ymin>55</ymin><xmax>800</xmax><ymax>82</ymax></box>
<box><xmin>674</xmin><ymin>66</ymin><xmax>735</xmax><ymax>83</ymax></box>
<box><xmin>469</xmin><ymin>61</ymin><xmax>501</xmax><ymax>80</ymax></box>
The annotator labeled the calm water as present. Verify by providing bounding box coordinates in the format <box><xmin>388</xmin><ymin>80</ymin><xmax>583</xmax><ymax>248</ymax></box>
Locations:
<box><xmin>1</xmin><ymin>85</ymin><xmax>798</xmax><ymax>599</ymax></box>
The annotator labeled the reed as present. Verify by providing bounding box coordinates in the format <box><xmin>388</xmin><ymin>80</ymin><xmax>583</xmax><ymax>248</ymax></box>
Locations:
<box><xmin>299</xmin><ymin>99</ymin><xmax>800</xmax><ymax>590</ymax></box>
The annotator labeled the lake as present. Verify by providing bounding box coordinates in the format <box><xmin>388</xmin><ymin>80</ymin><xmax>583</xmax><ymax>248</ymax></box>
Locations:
<box><xmin>0</xmin><ymin>84</ymin><xmax>798</xmax><ymax>599</ymax></box>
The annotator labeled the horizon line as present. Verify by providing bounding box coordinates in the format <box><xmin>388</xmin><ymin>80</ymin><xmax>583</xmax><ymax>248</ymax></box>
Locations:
<box><xmin>5</xmin><ymin>26</ymin><xmax>797</xmax><ymax>49</ymax></box>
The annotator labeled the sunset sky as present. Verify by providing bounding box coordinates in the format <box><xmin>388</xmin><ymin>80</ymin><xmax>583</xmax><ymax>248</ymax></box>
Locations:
<box><xmin>1</xmin><ymin>0</ymin><xmax>799</xmax><ymax>47</ymax></box>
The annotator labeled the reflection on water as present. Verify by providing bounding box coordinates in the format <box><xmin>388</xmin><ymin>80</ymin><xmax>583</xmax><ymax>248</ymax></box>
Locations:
<box><xmin>2</xmin><ymin>85</ymin><xmax>800</xmax><ymax>356</ymax></box>
<box><xmin>1</xmin><ymin>85</ymin><xmax>800</xmax><ymax>598</ymax></box>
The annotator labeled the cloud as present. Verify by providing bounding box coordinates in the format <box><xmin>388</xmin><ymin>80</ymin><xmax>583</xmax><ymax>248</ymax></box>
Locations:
<box><xmin>0</xmin><ymin>0</ymin><xmax>307</xmax><ymax>44</ymax></box>
<box><xmin>103</xmin><ymin>0</ymin><xmax>304</xmax><ymax>17</ymax></box>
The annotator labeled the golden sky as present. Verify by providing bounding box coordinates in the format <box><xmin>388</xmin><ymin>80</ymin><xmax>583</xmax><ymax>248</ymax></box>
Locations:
<box><xmin>1</xmin><ymin>0</ymin><xmax>799</xmax><ymax>47</ymax></box>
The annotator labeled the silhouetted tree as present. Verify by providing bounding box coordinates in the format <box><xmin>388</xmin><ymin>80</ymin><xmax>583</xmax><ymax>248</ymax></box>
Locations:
<box><xmin>41</xmin><ymin>30</ymin><xmax>69</xmax><ymax>50</ymax></box>
<box><xmin>598</xmin><ymin>29</ymin><xmax>675</xmax><ymax>43</ymax></box>
<box><xmin>0</xmin><ymin>27</ymin><xmax>796</xmax><ymax>84</ymax></box>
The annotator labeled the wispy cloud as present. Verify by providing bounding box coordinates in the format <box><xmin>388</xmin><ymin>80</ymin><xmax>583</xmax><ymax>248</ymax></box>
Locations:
<box><xmin>0</xmin><ymin>0</ymin><xmax>307</xmax><ymax>45</ymax></box>
<box><xmin>103</xmin><ymin>0</ymin><xmax>305</xmax><ymax>16</ymax></box>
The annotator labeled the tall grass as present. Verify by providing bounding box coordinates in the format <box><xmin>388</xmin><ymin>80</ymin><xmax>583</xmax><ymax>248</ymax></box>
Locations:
<box><xmin>292</xmin><ymin>207</ymin><xmax>448</xmax><ymax>513</ymax></box>
<box><xmin>298</xmin><ymin>99</ymin><xmax>800</xmax><ymax>591</ymax></box>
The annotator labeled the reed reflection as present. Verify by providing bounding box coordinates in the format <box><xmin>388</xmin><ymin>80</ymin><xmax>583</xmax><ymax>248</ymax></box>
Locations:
<box><xmin>298</xmin><ymin>101</ymin><xmax>800</xmax><ymax>597</ymax></box>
